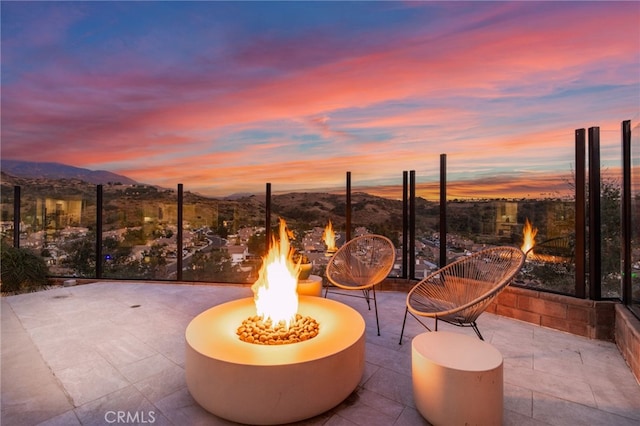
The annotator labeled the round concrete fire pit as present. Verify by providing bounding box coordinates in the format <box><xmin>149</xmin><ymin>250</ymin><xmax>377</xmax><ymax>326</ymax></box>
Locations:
<box><xmin>185</xmin><ymin>296</ymin><xmax>366</xmax><ymax>425</ymax></box>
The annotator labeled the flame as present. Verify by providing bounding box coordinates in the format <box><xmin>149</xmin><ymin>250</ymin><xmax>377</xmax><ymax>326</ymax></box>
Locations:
<box><xmin>250</xmin><ymin>218</ymin><xmax>300</xmax><ymax>329</ymax></box>
<box><xmin>323</xmin><ymin>220</ymin><xmax>337</xmax><ymax>252</ymax></box>
<box><xmin>521</xmin><ymin>218</ymin><xmax>538</xmax><ymax>257</ymax></box>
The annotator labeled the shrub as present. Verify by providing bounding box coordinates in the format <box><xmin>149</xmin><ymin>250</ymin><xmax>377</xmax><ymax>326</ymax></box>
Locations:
<box><xmin>1</xmin><ymin>242</ymin><xmax>50</xmax><ymax>294</ymax></box>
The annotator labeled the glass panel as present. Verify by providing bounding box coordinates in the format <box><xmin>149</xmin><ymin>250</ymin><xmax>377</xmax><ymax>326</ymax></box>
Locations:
<box><xmin>414</xmin><ymin>194</ymin><xmax>440</xmax><ymax>279</ymax></box>
<box><xmin>0</xmin><ymin>186</ymin><xmax>15</xmax><ymax>247</ymax></box>
<box><xmin>102</xmin><ymin>184</ymin><xmax>176</xmax><ymax>280</ymax></box>
<box><xmin>205</xmin><ymin>178</ymin><xmax>402</xmax><ymax>283</ymax></box>
<box><xmin>631</xmin><ymin>122</ymin><xmax>640</xmax><ymax>317</ymax></box>
<box><xmin>15</xmin><ymin>184</ymin><xmax>96</xmax><ymax>277</ymax></box>
<box><xmin>270</xmin><ymin>190</ymin><xmax>345</xmax><ymax>284</ymax></box>
<box><xmin>414</xmin><ymin>176</ymin><xmax>440</xmax><ymax>279</ymax></box>
<box><xmin>352</xmin><ymin>183</ymin><xmax>404</xmax><ymax>278</ymax></box>
<box><xmin>517</xmin><ymin>199</ymin><xmax>577</xmax><ymax>295</ymax></box>
<box><xmin>54</xmin><ymin>194</ymin><xmax>97</xmax><ymax>278</ymax></box>
<box><xmin>16</xmin><ymin>190</ymin><xmax>44</xmax><ymax>262</ymax></box>
<box><xmin>600</xmin><ymin>125</ymin><xmax>623</xmax><ymax>298</ymax></box>
<box><xmin>444</xmin><ymin>145</ymin><xmax>578</xmax><ymax>295</ymax></box>
<box><xmin>182</xmin><ymin>193</ymin><xmax>264</xmax><ymax>284</ymax></box>
<box><xmin>441</xmin><ymin>197</ymin><xmax>576</xmax><ymax>294</ymax></box>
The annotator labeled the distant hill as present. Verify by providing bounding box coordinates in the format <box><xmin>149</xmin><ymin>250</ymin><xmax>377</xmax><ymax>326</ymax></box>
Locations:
<box><xmin>0</xmin><ymin>161</ymin><xmax>443</xmax><ymax>239</ymax></box>
<box><xmin>270</xmin><ymin>191</ymin><xmax>439</xmax><ymax>236</ymax></box>
<box><xmin>0</xmin><ymin>160</ymin><xmax>138</xmax><ymax>185</ymax></box>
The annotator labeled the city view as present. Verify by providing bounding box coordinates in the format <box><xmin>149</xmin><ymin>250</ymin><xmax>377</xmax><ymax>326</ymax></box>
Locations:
<box><xmin>2</xmin><ymin>156</ymin><xmax>636</xmax><ymax>302</ymax></box>
<box><xmin>1</xmin><ymin>2</ymin><xmax>639</xmax><ymax>425</ymax></box>
<box><xmin>1</xmin><ymin>1</ymin><xmax>638</xmax><ymax>307</ymax></box>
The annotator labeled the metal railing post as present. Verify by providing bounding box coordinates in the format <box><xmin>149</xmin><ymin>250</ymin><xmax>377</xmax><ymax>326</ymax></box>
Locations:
<box><xmin>575</xmin><ymin>129</ymin><xmax>586</xmax><ymax>298</ymax></box>
<box><xmin>621</xmin><ymin>120</ymin><xmax>632</xmax><ymax>304</ymax></box>
<box><xmin>13</xmin><ymin>186</ymin><xmax>20</xmax><ymax>248</ymax></box>
<box><xmin>440</xmin><ymin>154</ymin><xmax>447</xmax><ymax>268</ymax></box>
<box><xmin>409</xmin><ymin>170</ymin><xmax>416</xmax><ymax>278</ymax></box>
<box><xmin>265</xmin><ymin>183</ymin><xmax>271</xmax><ymax>247</ymax></box>
<box><xmin>346</xmin><ymin>171</ymin><xmax>351</xmax><ymax>242</ymax></box>
<box><xmin>96</xmin><ymin>184</ymin><xmax>103</xmax><ymax>279</ymax></box>
<box><xmin>588</xmin><ymin>127</ymin><xmax>601</xmax><ymax>300</ymax></box>
<box><xmin>177</xmin><ymin>183</ymin><xmax>183</xmax><ymax>281</ymax></box>
<box><xmin>402</xmin><ymin>171</ymin><xmax>409</xmax><ymax>279</ymax></box>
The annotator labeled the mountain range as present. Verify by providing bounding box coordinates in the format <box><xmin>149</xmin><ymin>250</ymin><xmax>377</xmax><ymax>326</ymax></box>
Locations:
<box><xmin>0</xmin><ymin>160</ymin><xmax>138</xmax><ymax>185</ymax></box>
<box><xmin>0</xmin><ymin>159</ymin><xmax>448</xmax><ymax>238</ymax></box>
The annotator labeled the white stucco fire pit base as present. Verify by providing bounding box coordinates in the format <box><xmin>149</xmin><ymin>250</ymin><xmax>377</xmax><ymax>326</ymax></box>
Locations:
<box><xmin>185</xmin><ymin>296</ymin><xmax>366</xmax><ymax>425</ymax></box>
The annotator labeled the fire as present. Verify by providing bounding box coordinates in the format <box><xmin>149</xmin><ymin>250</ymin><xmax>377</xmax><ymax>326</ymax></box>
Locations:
<box><xmin>251</xmin><ymin>219</ymin><xmax>300</xmax><ymax>329</ymax></box>
<box><xmin>521</xmin><ymin>218</ymin><xmax>538</xmax><ymax>257</ymax></box>
<box><xmin>323</xmin><ymin>220</ymin><xmax>337</xmax><ymax>252</ymax></box>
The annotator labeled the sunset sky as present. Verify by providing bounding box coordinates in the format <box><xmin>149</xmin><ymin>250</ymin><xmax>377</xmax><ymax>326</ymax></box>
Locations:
<box><xmin>2</xmin><ymin>1</ymin><xmax>639</xmax><ymax>199</ymax></box>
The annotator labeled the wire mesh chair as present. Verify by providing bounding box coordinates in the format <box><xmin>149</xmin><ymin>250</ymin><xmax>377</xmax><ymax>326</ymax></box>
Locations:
<box><xmin>324</xmin><ymin>234</ymin><xmax>396</xmax><ymax>336</ymax></box>
<box><xmin>399</xmin><ymin>246</ymin><xmax>525</xmax><ymax>343</ymax></box>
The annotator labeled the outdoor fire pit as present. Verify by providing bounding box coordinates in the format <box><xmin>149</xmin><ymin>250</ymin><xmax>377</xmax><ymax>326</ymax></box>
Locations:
<box><xmin>185</xmin><ymin>219</ymin><xmax>366</xmax><ymax>424</ymax></box>
<box><xmin>185</xmin><ymin>296</ymin><xmax>365</xmax><ymax>424</ymax></box>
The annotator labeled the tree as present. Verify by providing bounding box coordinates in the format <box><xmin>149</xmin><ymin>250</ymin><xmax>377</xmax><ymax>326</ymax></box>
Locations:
<box><xmin>562</xmin><ymin>170</ymin><xmax>622</xmax><ymax>297</ymax></box>
<box><xmin>123</xmin><ymin>228</ymin><xmax>146</xmax><ymax>245</ymax></box>
<box><xmin>1</xmin><ymin>241</ymin><xmax>50</xmax><ymax>293</ymax></box>
<box><xmin>184</xmin><ymin>250</ymin><xmax>239</xmax><ymax>282</ymax></box>
<box><xmin>102</xmin><ymin>236</ymin><xmax>137</xmax><ymax>278</ymax></box>
<box><xmin>139</xmin><ymin>243</ymin><xmax>168</xmax><ymax>280</ymax></box>
<box><xmin>247</xmin><ymin>232</ymin><xmax>267</xmax><ymax>257</ymax></box>
<box><xmin>599</xmin><ymin>178</ymin><xmax>621</xmax><ymax>297</ymax></box>
<box><xmin>61</xmin><ymin>235</ymin><xmax>96</xmax><ymax>277</ymax></box>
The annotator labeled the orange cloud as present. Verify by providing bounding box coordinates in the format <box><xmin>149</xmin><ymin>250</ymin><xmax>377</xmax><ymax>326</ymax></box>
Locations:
<box><xmin>2</xmin><ymin>2</ymin><xmax>637</xmax><ymax>200</ymax></box>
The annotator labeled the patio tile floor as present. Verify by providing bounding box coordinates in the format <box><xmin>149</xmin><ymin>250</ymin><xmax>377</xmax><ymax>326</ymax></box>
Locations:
<box><xmin>1</xmin><ymin>282</ymin><xmax>639</xmax><ymax>425</ymax></box>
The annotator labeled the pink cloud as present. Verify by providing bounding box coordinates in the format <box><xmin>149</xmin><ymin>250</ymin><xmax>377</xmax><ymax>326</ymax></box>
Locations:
<box><xmin>2</xmin><ymin>2</ymin><xmax>637</xmax><ymax>198</ymax></box>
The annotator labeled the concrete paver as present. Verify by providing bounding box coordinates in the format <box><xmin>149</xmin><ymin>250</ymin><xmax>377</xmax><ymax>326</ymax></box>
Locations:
<box><xmin>1</xmin><ymin>282</ymin><xmax>639</xmax><ymax>426</ymax></box>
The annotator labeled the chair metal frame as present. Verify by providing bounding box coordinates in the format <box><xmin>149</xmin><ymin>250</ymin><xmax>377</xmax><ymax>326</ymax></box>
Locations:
<box><xmin>324</xmin><ymin>234</ymin><xmax>396</xmax><ymax>336</ymax></box>
<box><xmin>399</xmin><ymin>246</ymin><xmax>525</xmax><ymax>343</ymax></box>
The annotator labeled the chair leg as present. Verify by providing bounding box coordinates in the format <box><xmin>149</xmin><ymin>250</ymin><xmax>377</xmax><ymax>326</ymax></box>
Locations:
<box><xmin>471</xmin><ymin>322</ymin><xmax>484</xmax><ymax>340</ymax></box>
<box><xmin>362</xmin><ymin>289</ymin><xmax>371</xmax><ymax>310</ymax></box>
<box><xmin>400</xmin><ymin>310</ymin><xmax>435</xmax><ymax>344</ymax></box>
<box><xmin>372</xmin><ymin>286</ymin><xmax>380</xmax><ymax>336</ymax></box>
<box><xmin>399</xmin><ymin>307</ymin><xmax>409</xmax><ymax>345</ymax></box>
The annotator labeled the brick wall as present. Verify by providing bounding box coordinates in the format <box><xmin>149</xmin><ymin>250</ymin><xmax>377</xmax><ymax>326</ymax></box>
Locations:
<box><xmin>486</xmin><ymin>285</ymin><xmax>617</xmax><ymax>341</ymax></box>
<box><xmin>383</xmin><ymin>278</ymin><xmax>639</xmax><ymax>384</ymax></box>
<box><xmin>383</xmin><ymin>278</ymin><xmax>617</xmax><ymax>340</ymax></box>
<box><xmin>615</xmin><ymin>304</ymin><xmax>640</xmax><ymax>385</ymax></box>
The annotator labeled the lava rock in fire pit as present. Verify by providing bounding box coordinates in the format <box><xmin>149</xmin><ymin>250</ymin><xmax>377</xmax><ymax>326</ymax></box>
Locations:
<box><xmin>237</xmin><ymin>313</ymin><xmax>319</xmax><ymax>345</ymax></box>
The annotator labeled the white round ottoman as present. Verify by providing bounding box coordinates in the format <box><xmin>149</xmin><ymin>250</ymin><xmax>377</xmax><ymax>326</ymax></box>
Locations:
<box><xmin>412</xmin><ymin>331</ymin><xmax>503</xmax><ymax>425</ymax></box>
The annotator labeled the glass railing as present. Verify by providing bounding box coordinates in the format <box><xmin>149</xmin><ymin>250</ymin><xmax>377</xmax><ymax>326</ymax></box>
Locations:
<box><xmin>100</xmin><ymin>184</ymin><xmax>174</xmax><ymax>280</ymax></box>
<box><xmin>0</xmin><ymin>179</ymin><xmax>630</xmax><ymax>297</ymax></box>
<box><xmin>181</xmin><ymin>194</ymin><xmax>263</xmax><ymax>284</ymax></box>
<box><xmin>14</xmin><ymin>183</ymin><xmax>97</xmax><ymax>278</ymax></box>
<box><xmin>2</xmin><ymin>121</ymin><xmax>637</xmax><ymax>311</ymax></box>
<box><xmin>0</xmin><ymin>188</ymin><xmax>15</xmax><ymax>247</ymax></box>
<box><xmin>631</xmin><ymin>121</ymin><xmax>640</xmax><ymax>317</ymax></box>
<box><xmin>441</xmin><ymin>197</ymin><xmax>577</xmax><ymax>294</ymax></box>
